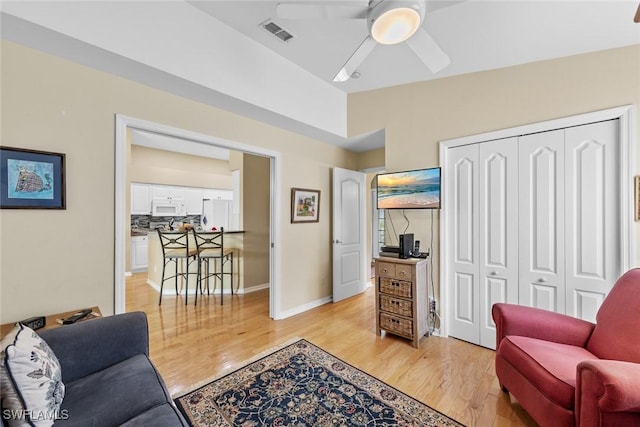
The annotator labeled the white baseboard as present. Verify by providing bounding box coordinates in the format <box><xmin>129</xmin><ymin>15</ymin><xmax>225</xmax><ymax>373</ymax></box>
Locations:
<box><xmin>238</xmin><ymin>283</ymin><xmax>270</xmax><ymax>294</ymax></box>
<box><xmin>278</xmin><ymin>296</ymin><xmax>333</xmax><ymax>319</ymax></box>
<box><xmin>146</xmin><ymin>279</ymin><xmax>270</xmax><ymax>295</ymax></box>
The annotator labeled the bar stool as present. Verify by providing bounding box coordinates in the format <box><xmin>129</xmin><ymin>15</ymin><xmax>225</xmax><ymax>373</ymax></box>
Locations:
<box><xmin>157</xmin><ymin>229</ymin><xmax>198</xmax><ymax>305</ymax></box>
<box><xmin>192</xmin><ymin>228</ymin><xmax>234</xmax><ymax>305</ymax></box>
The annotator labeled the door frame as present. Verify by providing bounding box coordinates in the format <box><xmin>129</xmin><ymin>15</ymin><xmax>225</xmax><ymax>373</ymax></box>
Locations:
<box><xmin>114</xmin><ymin>114</ymin><xmax>282</xmax><ymax>318</ymax></box>
<box><xmin>439</xmin><ymin>105</ymin><xmax>636</xmax><ymax>338</ymax></box>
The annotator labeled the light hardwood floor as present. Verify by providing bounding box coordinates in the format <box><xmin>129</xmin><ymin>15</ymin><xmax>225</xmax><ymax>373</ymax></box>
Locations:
<box><xmin>126</xmin><ymin>273</ymin><xmax>536</xmax><ymax>426</ymax></box>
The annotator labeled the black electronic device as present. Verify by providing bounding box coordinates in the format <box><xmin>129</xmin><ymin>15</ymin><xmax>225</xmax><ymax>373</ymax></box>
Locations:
<box><xmin>62</xmin><ymin>309</ymin><xmax>92</xmax><ymax>325</ymax></box>
<box><xmin>20</xmin><ymin>316</ymin><xmax>46</xmax><ymax>330</ymax></box>
<box><xmin>380</xmin><ymin>245</ymin><xmax>400</xmax><ymax>253</ymax></box>
<box><xmin>379</xmin><ymin>251</ymin><xmax>399</xmax><ymax>258</ymax></box>
<box><xmin>413</xmin><ymin>240</ymin><xmax>421</xmax><ymax>255</ymax></box>
<box><xmin>398</xmin><ymin>233</ymin><xmax>414</xmax><ymax>259</ymax></box>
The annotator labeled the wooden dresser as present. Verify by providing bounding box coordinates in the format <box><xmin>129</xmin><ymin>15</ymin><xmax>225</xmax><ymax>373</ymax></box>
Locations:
<box><xmin>374</xmin><ymin>256</ymin><xmax>428</xmax><ymax>348</ymax></box>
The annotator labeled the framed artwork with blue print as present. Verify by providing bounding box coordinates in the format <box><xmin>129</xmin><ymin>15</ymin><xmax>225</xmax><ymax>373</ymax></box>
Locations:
<box><xmin>0</xmin><ymin>146</ymin><xmax>66</xmax><ymax>209</ymax></box>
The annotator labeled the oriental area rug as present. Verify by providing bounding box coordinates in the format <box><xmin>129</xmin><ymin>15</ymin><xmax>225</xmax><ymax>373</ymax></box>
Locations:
<box><xmin>174</xmin><ymin>339</ymin><xmax>464</xmax><ymax>427</ymax></box>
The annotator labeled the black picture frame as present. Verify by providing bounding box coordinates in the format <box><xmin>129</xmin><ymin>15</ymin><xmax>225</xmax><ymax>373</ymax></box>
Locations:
<box><xmin>0</xmin><ymin>146</ymin><xmax>66</xmax><ymax>209</ymax></box>
<box><xmin>291</xmin><ymin>188</ymin><xmax>320</xmax><ymax>223</ymax></box>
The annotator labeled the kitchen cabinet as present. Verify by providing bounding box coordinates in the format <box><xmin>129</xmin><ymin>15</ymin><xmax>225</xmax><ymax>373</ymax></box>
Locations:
<box><xmin>152</xmin><ymin>185</ymin><xmax>186</xmax><ymax>200</ymax></box>
<box><xmin>202</xmin><ymin>189</ymin><xmax>232</xmax><ymax>201</ymax></box>
<box><xmin>131</xmin><ymin>235</ymin><xmax>148</xmax><ymax>272</ymax></box>
<box><xmin>185</xmin><ymin>188</ymin><xmax>204</xmax><ymax>215</ymax></box>
<box><xmin>131</xmin><ymin>183</ymin><xmax>152</xmax><ymax>215</ymax></box>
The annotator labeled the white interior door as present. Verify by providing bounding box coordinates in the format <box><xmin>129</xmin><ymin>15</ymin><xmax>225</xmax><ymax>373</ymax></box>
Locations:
<box><xmin>446</xmin><ymin>144</ymin><xmax>480</xmax><ymax>344</ymax></box>
<box><xmin>564</xmin><ymin>120</ymin><xmax>620</xmax><ymax>322</ymax></box>
<box><xmin>332</xmin><ymin>167</ymin><xmax>367</xmax><ymax>303</ymax></box>
<box><xmin>518</xmin><ymin>129</ymin><xmax>565</xmax><ymax>313</ymax></box>
<box><xmin>478</xmin><ymin>137</ymin><xmax>519</xmax><ymax>349</ymax></box>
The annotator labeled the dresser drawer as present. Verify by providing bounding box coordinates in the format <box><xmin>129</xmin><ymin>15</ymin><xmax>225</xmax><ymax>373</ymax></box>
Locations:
<box><xmin>377</xmin><ymin>261</ymin><xmax>396</xmax><ymax>278</ymax></box>
<box><xmin>379</xmin><ymin>278</ymin><xmax>413</xmax><ymax>298</ymax></box>
<box><xmin>379</xmin><ymin>294</ymin><xmax>413</xmax><ymax>318</ymax></box>
<box><xmin>377</xmin><ymin>261</ymin><xmax>413</xmax><ymax>280</ymax></box>
<box><xmin>380</xmin><ymin>313</ymin><xmax>413</xmax><ymax>339</ymax></box>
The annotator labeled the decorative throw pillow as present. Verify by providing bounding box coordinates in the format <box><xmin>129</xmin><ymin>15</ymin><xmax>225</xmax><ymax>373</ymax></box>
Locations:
<box><xmin>0</xmin><ymin>323</ymin><xmax>65</xmax><ymax>427</ymax></box>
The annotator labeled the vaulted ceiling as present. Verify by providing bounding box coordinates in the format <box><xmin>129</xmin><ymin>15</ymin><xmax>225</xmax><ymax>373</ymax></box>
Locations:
<box><xmin>2</xmin><ymin>1</ymin><xmax>639</xmax><ymax>151</ymax></box>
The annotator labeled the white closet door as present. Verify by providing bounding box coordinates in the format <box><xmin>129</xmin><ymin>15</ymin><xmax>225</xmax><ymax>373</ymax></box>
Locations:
<box><xmin>446</xmin><ymin>144</ymin><xmax>480</xmax><ymax>344</ymax></box>
<box><xmin>478</xmin><ymin>137</ymin><xmax>519</xmax><ymax>349</ymax></box>
<box><xmin>564</xmin><ymin>120</ymin><xmax>620</xmax><ymax>322</ymax></box>
<box><xmin>518</xmin><ymin>129</ymin><xmax>565</xmax><ymax>313</ymax></box>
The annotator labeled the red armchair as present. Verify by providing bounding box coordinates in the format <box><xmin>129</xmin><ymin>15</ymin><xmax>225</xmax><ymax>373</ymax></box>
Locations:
<box><xmin>492</xmin><ymin>269</ymin><xmax>640</xmax><ymax>427</ymax></box>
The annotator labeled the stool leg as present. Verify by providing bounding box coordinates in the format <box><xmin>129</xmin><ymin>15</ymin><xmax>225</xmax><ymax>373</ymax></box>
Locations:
<box><xmin>184</xmin><ymin>259</ymin><xmax>189</xmax><ymax>305</ymax></box>
<box><xmin>174</xmin><ymin>259</ymin><xmax>179</xmax><ymax>298</ymax></box>
<box><xmin>230</xmin><ymin>253</ymin><xmax>234</xmax><ymax>295</ymax></box>
<box><xmin>220</xmin><ymin>258</ymin><xmax>224</xmax><ymax>306</ymax></box>
<box><xmin>159</xmin><ymin>259</ymin><xmax>166</xmax><ymax>305</ymax></box>
<box><xmin>194</xmin><ymin>258</ymin><xmax>198</xmax><ymax>306</ymax></box>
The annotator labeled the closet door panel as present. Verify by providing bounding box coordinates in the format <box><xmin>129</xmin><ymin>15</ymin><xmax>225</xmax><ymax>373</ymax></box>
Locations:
<box><xmin>565</xmin><ymin>120</ymin><xmax>620</xmax><ymax>322</ymax></box>
<box><xmin>446</xmin><ymin>144</ymin><xmax>480</xmax><ymax>344</ymax></box>
<box><xmin>518</xmin><ymin>130</ymin><xmax>565</xmax><ymax>313</ymax></box>
<box><xmin>478</xmin><ymin>137</ymin><xmax>518</xmax><ymax>349</ymax></box>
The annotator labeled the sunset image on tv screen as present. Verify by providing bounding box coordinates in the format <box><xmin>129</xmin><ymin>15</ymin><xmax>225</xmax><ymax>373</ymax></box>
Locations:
<box><xmin>377</xmin><ymin>168</ymin><xmax>440</xmax><ymax>209</ymax></box>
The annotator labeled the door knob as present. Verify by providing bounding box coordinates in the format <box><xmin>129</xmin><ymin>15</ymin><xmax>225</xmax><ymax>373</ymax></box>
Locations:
<box><xmin>538</xmin><ymin>277</ymin><xmax>547</xmax><ymax>283</ymax></box>
<box><xmin>490</xmin><ymin>271</ymin><xmax>499</xmax><ymax>276</ymax></box>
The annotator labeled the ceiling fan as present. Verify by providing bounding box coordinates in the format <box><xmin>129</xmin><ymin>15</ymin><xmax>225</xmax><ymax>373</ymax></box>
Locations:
<box><xmin>276</xmin><ymin>0</ymin><xmax>458</xmax><ymax>82</ymax></box>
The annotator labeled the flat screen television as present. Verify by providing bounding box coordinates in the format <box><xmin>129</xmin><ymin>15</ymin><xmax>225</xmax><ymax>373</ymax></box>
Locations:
<box><xmin>376</xmin><ymin>167</ymin><xmax>441</xmax><ymax>209</ymax></box>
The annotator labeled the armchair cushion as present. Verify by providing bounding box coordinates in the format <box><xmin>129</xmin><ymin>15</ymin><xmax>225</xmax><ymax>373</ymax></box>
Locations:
<box><xmin>498</xmin><ymin>336</ymin><xmax>599</xmax><ymax>409</ymax></box>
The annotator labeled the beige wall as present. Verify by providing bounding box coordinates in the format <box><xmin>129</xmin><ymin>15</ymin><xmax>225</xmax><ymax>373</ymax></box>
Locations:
<box><xmin>348</xmin><ymin>44</ymin><xmax>640</xmax><ymax>308</ymax></box>
<box><xmin>129</xmin><ymin>145</ymin><xmax>233</xmax><ymax>189</ymax></box>
<box><xmin>242</xmin><ymin>153</ymin><xmax>271</xmax><ymax>289</ymax></box>
<box><xmin>0</xmin><ymin>40</ymin><xmax>358</xmax><ymax>323</ymax></box>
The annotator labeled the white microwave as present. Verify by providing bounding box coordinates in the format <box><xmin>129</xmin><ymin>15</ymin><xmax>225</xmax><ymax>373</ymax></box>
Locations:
<box><xmin>151</xmin><ymin>198</ymin><xmax>186</xmax><ymax>217</ymax></box>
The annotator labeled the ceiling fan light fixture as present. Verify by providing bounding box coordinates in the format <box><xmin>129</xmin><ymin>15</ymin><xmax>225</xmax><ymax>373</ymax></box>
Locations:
<box><xmin>371</xmin><ymin>7</ymin><xmax>421</xmax><ymax>45</ymax></box>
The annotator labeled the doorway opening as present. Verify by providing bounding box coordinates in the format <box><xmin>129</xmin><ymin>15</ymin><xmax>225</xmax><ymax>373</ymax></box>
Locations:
<box><xmin>114</xmin><ymin>114</ymin><xmax>282</xmax><ymax>319</ymax></box>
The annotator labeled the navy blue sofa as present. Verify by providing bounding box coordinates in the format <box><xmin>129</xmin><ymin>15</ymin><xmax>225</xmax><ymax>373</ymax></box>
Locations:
<box><xmin>37</xmin><ymin>312</ymin><xmax>188</xmax><ymax>426</ymax></box>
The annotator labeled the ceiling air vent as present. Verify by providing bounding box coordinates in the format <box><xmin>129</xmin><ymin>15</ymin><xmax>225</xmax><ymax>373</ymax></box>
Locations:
<box><xmin>260</xmin><ymin>19</ymin><xmax>294</xmax><ymax>42</ymax></box>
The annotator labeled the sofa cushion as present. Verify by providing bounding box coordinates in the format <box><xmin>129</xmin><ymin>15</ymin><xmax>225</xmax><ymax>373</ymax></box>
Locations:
<box><xmin>119</xmin><ymin>403</ymin><xmax>187</xmax><ymax>427</ymax></box>
<box><xmin>587</xmin><ymin>269</ymin><xmax>640</xmax><ymax>362</ymax></box>
<box><xmin>499</xmin><ymin>335</ymin><xmax>599</xmax><ymax>409</ymax></box>
<box><xmin>0</xmin><ymin>323</ymin><xmax>65</xmax><ymax>427</ymax></box>
<box><xmin>53</xmin><ymin>354</ymin><xmax>173</xmax><ymax>426</ymax></box>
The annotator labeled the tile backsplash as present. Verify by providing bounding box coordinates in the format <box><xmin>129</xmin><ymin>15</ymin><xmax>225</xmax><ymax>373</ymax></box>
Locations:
<box><xmin>131</xmin><ymin>214</ymin><xmax>202</xmax><ymax>231</ymax></box>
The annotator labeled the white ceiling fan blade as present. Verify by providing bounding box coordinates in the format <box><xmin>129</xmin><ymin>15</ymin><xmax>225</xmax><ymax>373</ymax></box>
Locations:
<box><xmin>333</xmin><ymin>36</ymin><xmax>377</xmax><ymax>82</ymax></box>
<box><xmin>406</xmin><ymin>27</ymin><xmax>451</xmax><ymax>74</ymax></box>
<box><xmin>276</xmin><ymin>3</ymin><xmax>367</xmax><ymax>20</ymax></box>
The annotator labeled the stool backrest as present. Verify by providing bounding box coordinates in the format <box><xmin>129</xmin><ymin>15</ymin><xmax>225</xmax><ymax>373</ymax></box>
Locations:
<box><xmin>192</xmin><ymin>228</ymin><xmax>225</xmax><ymax>256</ymax></box>
<box><xmin>156</xmin><ymin>229</ymin><xmax>192</xmax><ymax>257</ymax></box>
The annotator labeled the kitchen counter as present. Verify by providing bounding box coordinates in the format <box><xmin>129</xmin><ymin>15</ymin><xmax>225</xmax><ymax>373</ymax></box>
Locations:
<box><xmin>131</xmin><ymin>228</ymin><xmax>244</xmax><ymax>236</ymax></box>
<box><xmin>146</xmin><ymin>230</ymin><xmax>245</xmax><ymax>296</ymax></box>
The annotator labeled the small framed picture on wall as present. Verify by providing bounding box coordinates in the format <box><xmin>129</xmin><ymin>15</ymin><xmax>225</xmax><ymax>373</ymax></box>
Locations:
<box><xmin>291</xmin><ymin>188</ymin><xmax>320</xmax><ymax>223</ymax></box>
<box><xmin>0</xmin><ymin>146</ymin><xmax>66</xmax><ymax>209</ymax></box>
